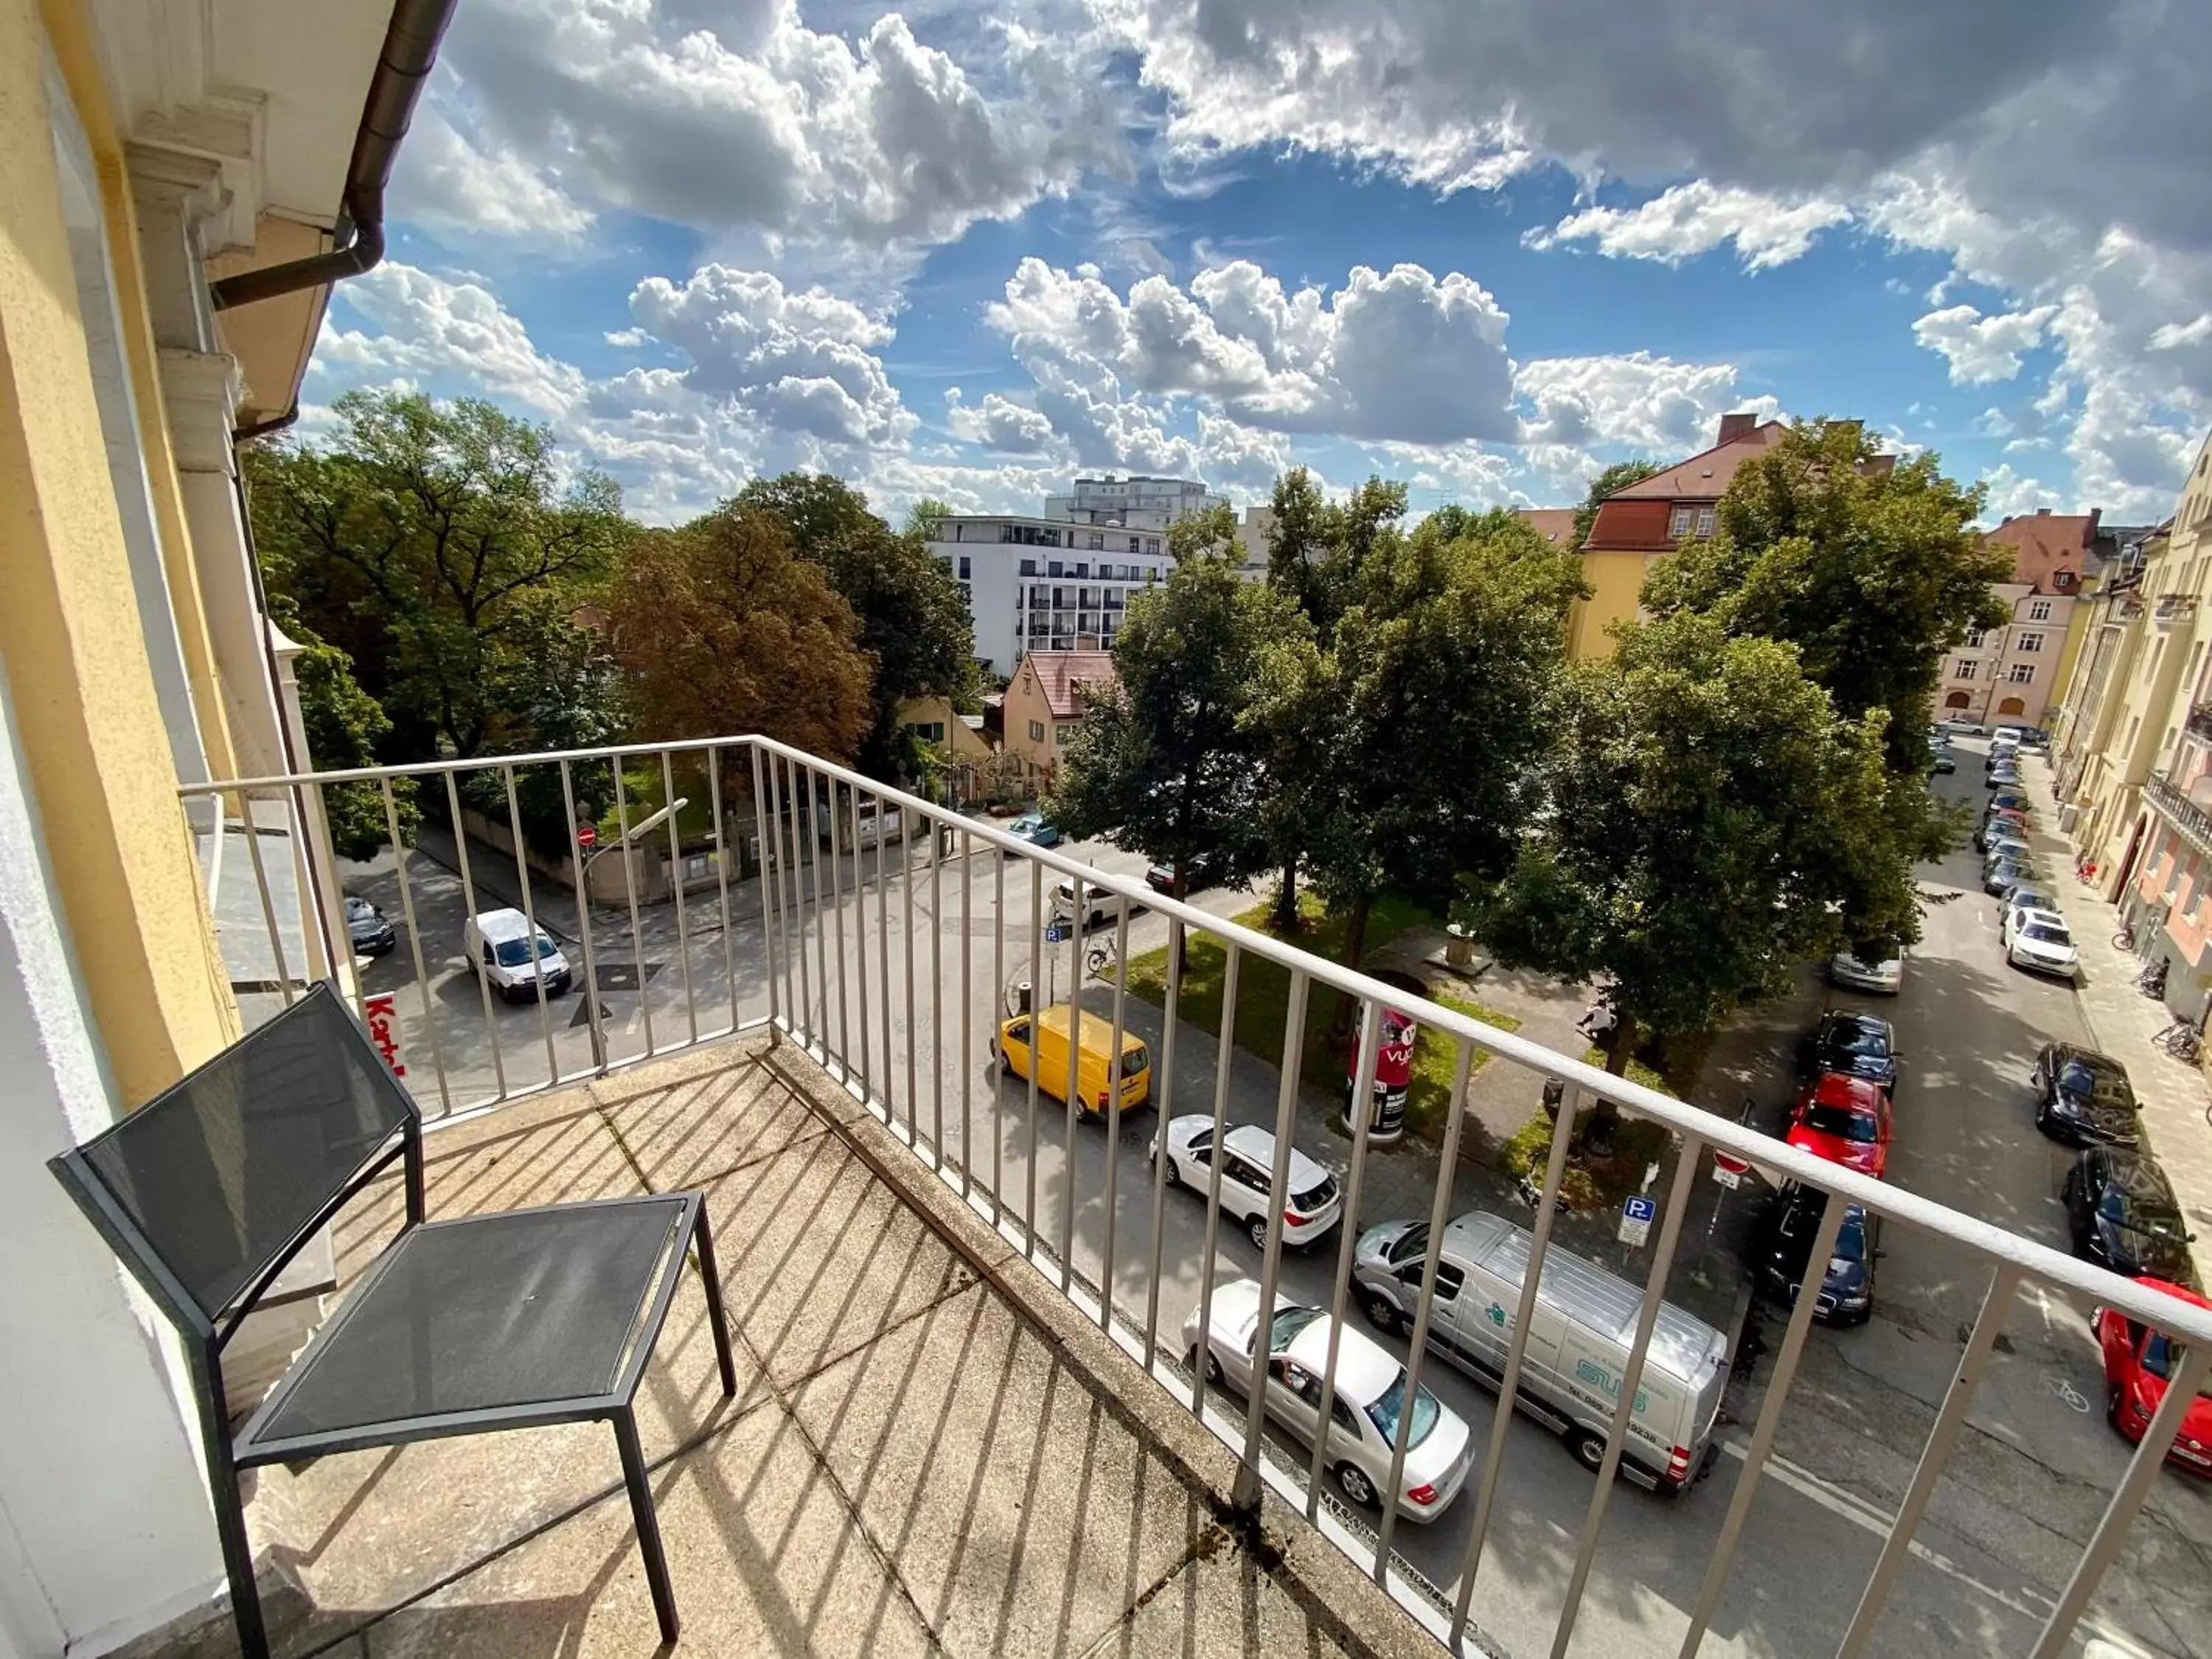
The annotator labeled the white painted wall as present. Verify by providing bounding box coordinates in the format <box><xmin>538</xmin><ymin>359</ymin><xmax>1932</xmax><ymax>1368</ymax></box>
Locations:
<box><xmin>0</xmin><ymin>669</ymin><xmax>225</xmax><ymax>1655</ymax></box>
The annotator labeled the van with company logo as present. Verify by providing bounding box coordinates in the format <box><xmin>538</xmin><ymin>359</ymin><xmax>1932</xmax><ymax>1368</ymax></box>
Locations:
<box><xmin>994</xmin><ymin>1001</ymin><xmax>1150</xmax><ymax>1117</ymax></box>
<box><xmin>1350</xmin><ymin>1209</ymin><xmax>1729</xmax><ymax>1492</ymax></box>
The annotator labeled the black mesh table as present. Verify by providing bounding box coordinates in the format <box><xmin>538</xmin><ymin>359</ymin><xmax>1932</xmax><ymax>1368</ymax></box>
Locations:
<box><xmin>48</xmin><ymin>985</ymin><xmax>737</xmax><ymax>1658</ymax></box>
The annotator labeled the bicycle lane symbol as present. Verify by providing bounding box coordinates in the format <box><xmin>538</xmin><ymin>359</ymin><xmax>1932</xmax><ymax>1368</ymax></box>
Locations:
<box><xmin>2044</xmin><ymin>1371</ymin><xmax>2093</xmax><ymax>1414</ymax></box>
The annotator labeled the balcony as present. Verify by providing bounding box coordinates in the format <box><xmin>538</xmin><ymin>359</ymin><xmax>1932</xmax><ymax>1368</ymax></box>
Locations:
<box><xmin>2187</xmin><ymin>703</ymin><xmax>2212</xmax><ymax>745</ymax></box>
<box><xmin>163</xmin><ymin>736</ymin><xmax>2212</xmax><ymax>1659</ymax></box>
<box><xmin>2153</xmin><ymin>593</ymin><xmax>2198</xmax><ymax>627</ymax></box>
<box><xmin>2145</xmin><ymin>773</ymin><xmax>2212</xmax><ymax>858</ymax></box>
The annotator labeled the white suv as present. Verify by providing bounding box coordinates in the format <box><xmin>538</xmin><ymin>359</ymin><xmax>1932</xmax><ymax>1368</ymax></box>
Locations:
<box><xmin>1149</xmin><ymin>1118</ymin><xmax>1342</xmax><ymax>1250</ymax></box>
<box><xmin>464</xmin><ymin>908</ymin><xmax>573</xmax><ymax>1002</ymax></box>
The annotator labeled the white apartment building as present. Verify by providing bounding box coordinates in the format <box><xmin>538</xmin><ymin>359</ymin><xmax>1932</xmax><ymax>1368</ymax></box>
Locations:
<box><xmin>1043</xmin><ymin>473</ymin><xmax>1217</xmax><ymax>529</ymax></box>
<box><xmin>930</xmin><ymin>515</ymin><xmax>1175</xmax><ymax>675</ymax></box>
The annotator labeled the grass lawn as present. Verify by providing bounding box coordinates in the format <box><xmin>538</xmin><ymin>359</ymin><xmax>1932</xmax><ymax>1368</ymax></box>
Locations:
<box><xmin>1121</xmin><ymin>889</ymin><xmax>1520</xmax><ymax>1144</ymax></box>
<box><xmin>1499</xmin><ymin>1049</ymin><xmax>1677</xmax><ymax>1211</ymax></box>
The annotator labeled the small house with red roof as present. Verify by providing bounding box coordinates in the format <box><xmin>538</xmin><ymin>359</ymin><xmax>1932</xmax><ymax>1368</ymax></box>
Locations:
<box><xmin>1004</xmin><ymin>650</ymin><xmax>1117</xmax><ymax>789</ymax></box>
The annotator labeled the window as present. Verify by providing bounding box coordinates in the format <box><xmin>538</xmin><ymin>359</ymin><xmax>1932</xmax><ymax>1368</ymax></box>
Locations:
<box><xmin>958</xmin><ymin>555</ymin><xmax>971</xmax><ymax>579</ymax></box>
<box><xmin>1145</xmin><ymin>538</ymin><xmax>1161</xmax><ymax>554</ymax></box>
<box><xmin>1695</xmin><ymin>506</ymin><xmax>1716</xmax><ymax>536</ymax></box>
<box><xmin>1074</xmin><ymin>562</ymin><xmax>1090</xmax><ymax>578</ymax></box>
<box><xmin>1048</xmin><ymin>560</ymin><xmax>1065</xmax><ymax>578</ymax></box>
<box><xmin>2008</xmin><ymin>663</ymin><xmax>2035</xmax><ymax>684</ymax></box>
<box><xmin>1028</xmin><ymin>720</ymin><xmax>1046</xmax><ymax>742</ymax></box>
<box><xmin>1955</xmin><ymin>661</ymin><xmax>1979</xmax><ymax>681</ymax></box>
<box><xmin>2029</xmin><ymin>600</ymin><xmax>2052</xmax><ymax>621</ymax></box>
<box><xmin>1127</xmin><ymin>536</ymin><xmax>1141</xmax><ymax>553</ymax></box>
<box><xmin>2017</xmin><ymin>631</ymin><xmax>2045</xmax><ymax>653</ymax></box>
<box><xmin>1055</xmin><ymin>723</ymin><xmax>1077</xmax><ymax>745</ymax></box>
<box><xmin>1019</xmin><ymin>557</ymin><xmax>1038</xmax><ymax>577</ymax></box>
<box><xmin>907</xmin><ymin>720</ymin><xmax>945</xmax><ymax>743</ymax></box>
<box><xmin>1964</xmin><ymin>627</ymin><xmax>1988</xmax><ymax>648</ymax></box>
<box><xmin>1669</xmin><ymin>505</ymin><xmax>1694</xmax><ymax>537</ymax></box>
<box><xmin>1088</xmin><ymin>533</ymin><xmax>1105</xmax><ymax>550</ymax></box>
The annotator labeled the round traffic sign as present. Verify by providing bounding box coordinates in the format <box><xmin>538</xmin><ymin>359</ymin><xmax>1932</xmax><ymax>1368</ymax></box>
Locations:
<box><xmin>577</xmin><ymin>823</ymin><xmax>598</xmax><ymax>849</ymax></box>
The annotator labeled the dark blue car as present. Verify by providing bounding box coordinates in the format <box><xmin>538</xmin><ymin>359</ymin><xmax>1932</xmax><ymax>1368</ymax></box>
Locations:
<box><xmin>1759</xmin><ymin>1182</ymin><xmax>1878</xmax><ymax>1324</ymax></box>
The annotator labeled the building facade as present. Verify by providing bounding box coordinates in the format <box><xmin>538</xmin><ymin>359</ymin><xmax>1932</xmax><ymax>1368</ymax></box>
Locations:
<box><xmin>1003</xmin><ymin>650</ymin><xmax>1116</xmax><ymax>787</ymax></box>
<box><xmin>1043</xmin><ymin>473</ymin><xmax>1218</xmax><ymax>529</ymax></box>
<box><xmin>0</xmin><ymin>1</ymin><xmax>434</xmax><ymax>1650</ymax></box>
<box><xmin>1935</xmin><ymin>510</ymin><xmax>2093</xmax><ymax>730</ymax></box>
<box><xmin>1570</xmin><ymin>414</ymin><xmax>1788</xmax><ymax>658</ymax></box>
<box><xmin>928</xmin><ymin>515</ymin><xmax>1175</xmax><ymax>675</ymax></box>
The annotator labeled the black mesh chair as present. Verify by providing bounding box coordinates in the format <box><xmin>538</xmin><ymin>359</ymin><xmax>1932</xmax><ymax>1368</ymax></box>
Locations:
<box><xmin>49</xmin><ymin>984</ymin><xmax>736</xmax><ymax>1657</ymax></box>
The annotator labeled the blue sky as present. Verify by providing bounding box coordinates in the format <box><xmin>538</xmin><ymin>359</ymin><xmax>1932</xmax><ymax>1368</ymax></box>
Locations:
<box><xmin>305</xmin><ymin>0</ymin><xmax>2212</xmax><ymax>529</ymax></box>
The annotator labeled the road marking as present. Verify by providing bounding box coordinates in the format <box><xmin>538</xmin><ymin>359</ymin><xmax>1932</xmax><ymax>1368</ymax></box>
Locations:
<box><xmin>1722</xmin><ymin>1441</ymin><xmax>2160</xmax><ymax>1655</ymax></box>
<box><xmin>2045</xmin><ymin>1371</ymin><xmax>2094</xmax><ymax>1413</ymax></box>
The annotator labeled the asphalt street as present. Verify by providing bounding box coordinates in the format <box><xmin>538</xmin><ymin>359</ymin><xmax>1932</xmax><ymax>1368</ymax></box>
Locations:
<box><xmin>328</xmin><ymin>761</ymin><xmax>2212</xmax><ymax>1658</ymax></box>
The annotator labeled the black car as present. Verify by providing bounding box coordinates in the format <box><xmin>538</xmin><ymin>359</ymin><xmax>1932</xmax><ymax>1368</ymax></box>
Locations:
<box><xmin>1931</xmin><ymin>751</ymin><xmax>1957</xmax><ymax>775</ymax></box>
<box><xmin>344</xmin><ymin>894</ymin><xmax>397</xmax><ymax>956</ymax></box>
<box><xmin>2062</xmin><ymin>1147</ymin><xmax>2194</xmax><ymax>1279</ymax></box>
<box><xmin>1759</xmin><ymin>1182</ymin><xmax>1879</xmax><ymax>1325</ymax></box>
<box><xmin>2031</xmin><ymin>1043</ymin><xmax>2140</xmax><ymax>1147</ymax></box>
<box><xmin>1984</xmin><ymin>858</ymin><xmax>2040</xmax><ymax>899</ymax></box>
<box><xmin>1800</xmin><ymin>1010</ymin><xmax>1899</xmax><ymax>1093</ymax></box>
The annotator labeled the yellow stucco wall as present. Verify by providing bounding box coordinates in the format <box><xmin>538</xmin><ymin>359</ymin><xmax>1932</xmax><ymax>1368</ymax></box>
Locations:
<box><xmin>1</xmin><ymin>0</ymin><xmax>239</xmax><ymax>1104</ymax></box>
<box><xmin>40</xmin><ymin>0</ymin><xmax>238</xmax><ymax>782</ymax></box>
<box><xmin>1568</xmin><ymin>551</ymin><xmax>1649</xmax><ymax>659</ymax></box>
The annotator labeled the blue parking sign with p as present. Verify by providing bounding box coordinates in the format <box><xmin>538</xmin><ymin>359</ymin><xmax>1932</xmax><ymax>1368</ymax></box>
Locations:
<box><xmin>1623</xmin><ymin>1195</ymin><xmax>1656</xmax><ymax>1223</ymax></box>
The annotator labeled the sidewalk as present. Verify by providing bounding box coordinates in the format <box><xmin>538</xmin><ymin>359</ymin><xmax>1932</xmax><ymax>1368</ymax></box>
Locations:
<box><xmin>2023</xmin><ymin>752</ymin><xmax>2212</xmax><ymax>1270</ymax></box>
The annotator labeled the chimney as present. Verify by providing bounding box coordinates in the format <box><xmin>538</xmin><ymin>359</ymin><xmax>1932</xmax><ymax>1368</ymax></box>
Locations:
<box><xmin>2037</xmin><ymin>507</ymin><xmax>2051</xmax><ymax>516</ymax></box>
<box><xmin>1717</xmin><ymin>412</ymin><xmax>1758</xmax><ymax>445</ymax></box>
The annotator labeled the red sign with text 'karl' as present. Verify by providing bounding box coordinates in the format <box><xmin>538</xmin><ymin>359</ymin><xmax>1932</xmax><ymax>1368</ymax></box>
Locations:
<box><xmin>364</xmin><ymin>992</ymin><xmax>406</xmax><ymax>1079</ymax></box>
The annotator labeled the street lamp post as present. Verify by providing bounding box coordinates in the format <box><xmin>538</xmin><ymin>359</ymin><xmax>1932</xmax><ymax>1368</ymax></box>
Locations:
<box><xmin>574</xmin><ymin>798</ymin><xmax>686</xmax><ymax>1070</ymax></box>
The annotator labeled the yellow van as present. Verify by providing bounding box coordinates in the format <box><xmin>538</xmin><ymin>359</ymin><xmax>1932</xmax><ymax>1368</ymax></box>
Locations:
<box><xmin>995</xmin><ymin>1003</ymin><xmax>1151</xmax><ymax>1116</ymax></box>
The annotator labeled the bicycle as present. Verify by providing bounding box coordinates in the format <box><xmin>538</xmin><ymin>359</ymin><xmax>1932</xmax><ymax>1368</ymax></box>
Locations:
<box><xmin>2155</xmin><ymin>1021</ymin><xmax>2202</xmax><ymax>1062</ymax></box>
<box><xmin>1084</xmin><ymin>940</ymin><xmax>1117</xmax><ymax>981</ymax></box>
<box><xmin>2112</xmin><ymin>925</ymin><xmax>2137</xmax><ymax>952</ymax></box>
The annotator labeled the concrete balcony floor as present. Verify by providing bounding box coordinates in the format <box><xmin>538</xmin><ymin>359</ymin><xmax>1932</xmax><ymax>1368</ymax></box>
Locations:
<box><xmin>182</xmin><ymin>1037</ymin><xmax>1432</xmax><ymax>1659</ymax></box>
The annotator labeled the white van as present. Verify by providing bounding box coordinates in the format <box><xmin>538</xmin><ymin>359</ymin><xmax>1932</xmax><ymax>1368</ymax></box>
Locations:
<box><xmin>849</xmin><ymin>798</ymin><xmax>907</xmax><ymax>848</ymax></box>
<box><xmin>464</xmin><ymin>908</ymin><xmax>573</xmax><ymax>1003</ymax></box>
<box><xmin>1352</xmin><ymin>1210</ymin><xmax>1728</xmax><ymax>1492</ymax></box>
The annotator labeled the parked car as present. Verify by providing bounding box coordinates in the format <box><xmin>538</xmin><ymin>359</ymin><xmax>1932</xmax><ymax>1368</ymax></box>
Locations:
<box><xmin>1144</xmin><ymin>855</ymin><xmax>1224</xmax><ymax>896</ymax></box>
<box><xmin>345</xmin><ymin>894</ymin><xmax>397</xmax><ymax>956</ymax></box>
<box><xmin>1986</xmin><ymin>791</ymin><xmax>2033</xmax><ymax>816</ymax></box>
<box><xmin>2064</xmin><ymin>1147</ymin><xmax>2195</xmax><ymax>1281</ymax></box>
<box><xmin>1352</xmin><ymin>1211</ymin><xmax>1729</xmax><ymax>1492</ymax></box>
<box><xmin>1004</xmin><ymin>812</ymin><xmax>1061</xmax><ymax>849</ymax></box>
<box><xmin>1984</xmin><ymin>858</ymin><xmax>2042</xmax><ymax>900</ymax></box>
<box><xmin>2093</xmin><ymin>1281</ymin><xmax>2212</xmax><ymax>1473</ymax></box>
<box><xmin>2031</xmin><ymin>1043</ymin><xmax>2140</xmax><ymax>1147</ymax></box>
<box><xmin>995</xmin><ymin>1004</ymin><xmax>1150</xmax><ymax>1116</ymax></box>
<box><xmin>1182</xmin><ymin>1282</ymin><xmax>1474</xmax><ymax>1519</ymax></box>
<box><xmin>1986</xmin><ymin>768</ymin><xmax>2023</xmax><ymax>792</ymax></box>
<box><xmin>463</xmin><ymin>908</ymin><xmax>571</xmax><ymax>1002</ymax></box>
<box><xmin>1757</xmin><ymin>1183</ymin><xmax>1880</xmax><ymax>1325</ymax></box>
<box><xmin>1829</xmin><ymin>950</ymin><xmax>1904</xmax><ymax>994</ymax></box>
<box><xmin>2004</xmin><ymin>908</ymin><xmax>2079</xmax><ymax>976</ymax></box>
<box><xmin>1997</xmin><ymin>890</ymin><xmax>2061</xmax><ymax>933</ymax></box>
<box><xmin>1974</xmin><ymin>818</ymin><xmax>2030</xmax><ymax>853</ymax></box>
<box><xmin>1150</xmin><ymin>1118</ymin><xmax>1342</xmax><ymax>1251</ymax></box>
<box><xmin>1786</xmin><ymin>1074</ymin><xmax>1893</xmax><ymax>1179</ymax></box>
<box><xmin>1930</xmin><ymin>750</ymin><xmax>1957</xmax><ymax>775</ymax></box>
<box><xmin>1799</xmin><ymin>1010</ymin><xmax>1899</xmax><ymax>1093</ymax></box>
<box><xmin>1980</xmin><ymin>834</ymin><xmax>2033</xmax><ymax>865</ymax></box>
<box><xmin>1049</xmin><ymin>876</ymin><xmax>1123</xmax><ymax>931</ymax></box>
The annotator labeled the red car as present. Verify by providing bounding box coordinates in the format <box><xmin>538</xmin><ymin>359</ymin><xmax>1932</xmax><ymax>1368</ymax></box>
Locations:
<box><xmin>1786</xmin><ymin>1074</ymin><xmax>1893</xmax><ymax>1179</ymax></box>
<box><xmin>2096</xmin><ymin>1279</ymin><xmax>2212</xmax><ymax>1475</ymax></box>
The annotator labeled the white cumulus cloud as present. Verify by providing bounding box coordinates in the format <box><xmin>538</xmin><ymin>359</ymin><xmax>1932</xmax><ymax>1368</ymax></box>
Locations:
<box><xmin>1911</xmin><ymin>303</ymin><xmax>2059</xmax><ymax>385</ymax></box>
<box><xmin>1528</xmin><ymin>181</ymin><xmax>1852</xmax><ymax>272</ymax></box>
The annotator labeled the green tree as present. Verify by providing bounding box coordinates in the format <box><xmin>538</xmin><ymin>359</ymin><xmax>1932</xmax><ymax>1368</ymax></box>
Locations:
<box><xmin>1048</xmin><ymin>552</ymin><xmax>1309</xmax><ymax>956</ymax></box>
<box><xmin>267</xmin><ymin>594</ymin><xmax>415</xmax><ymax>860</ymax></box>
<box><xmin>1460</xmin><ymin>613</ymin><xmax>1890</xmax><ymax>1128</ymax></box>
<box><xmin>1264</xmin><ymin>509</ymin><xmax>1587</xmax><ymax>992</ymax></box>
<box><xmin>902</xmin><ymin>496</ymin><xmax>954</xmax><ymax>542</ymax></box>
<box><xmin>737</xmin><ymin>473</ymin><xmax>975</xmax><ymax>779</ymax></box>
<box><xmin>1571</xmin><ymin>459</ymin><xmax>1663</xmax><ymax>548</ymax></box>
<box><xmin>1257</xmin><ymin>470</ymin><xmax>1413</xmax><ymax>925</ymax></box>
<box><xmin>1641</xmin><ymin>418</ymin><xmax>2008</xmax><ymax>950</ymax></box>
<box><xmin>247</xmin><ymin>391</ymin><xmax>628</xmax><ymax>761</ymax></box>
<box><xmin>605</xmin><ymin>504</ymin><xmax>872</xmax><ymax>762</ymax></box>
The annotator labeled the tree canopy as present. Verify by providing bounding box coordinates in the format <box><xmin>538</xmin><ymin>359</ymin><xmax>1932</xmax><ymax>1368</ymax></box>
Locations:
<box><xmin>1461</xmin><ymin>612</ymin><xmax>1891</xmax><ymax>1084</ymax></box>
<box><xmin>248</xmin><ymin>391</ymin><xmax>627</xmax><ymax>762</ymax></box>
<box><xmin>1259</xmin><ymin>507</ymin><xmax>1588</xmax><ymax>976</ymax></box>
<box><xmin>1048</xmin><ymin>550</ymin><xmax>1307</xmax><ymax>911</ymax></box>
<box><xmin>737</xmin><ymin>473</ymin><xmax>975</xmax><ymax>778</ymax></box>
<box><xmin>603</xmin><ymin>504</ymin><xmax>872</xmax><ymax>762</ymax></box>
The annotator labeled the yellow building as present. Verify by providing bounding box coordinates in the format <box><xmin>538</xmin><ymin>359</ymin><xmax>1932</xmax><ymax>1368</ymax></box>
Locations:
<box><xmin>0</xmin><ymin>1</ymin><xmax>439</xmax><ymax>1649</ymax></box>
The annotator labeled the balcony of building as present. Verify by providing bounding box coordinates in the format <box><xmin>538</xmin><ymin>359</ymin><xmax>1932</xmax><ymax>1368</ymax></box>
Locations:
<box><xmin>2146</xmin><ymin>772</ymin><xmax>2212</xmax><ymax>860</ymax></box>
<box><xmin>136</xmin><ymin>735</ymin><xmax>2212</xmax><ymax>1659</ymax></box>
<box><xmin>2152</xmin><ymin>594</ymin><xmax>2198</xmax><ymax>628</ymax></box>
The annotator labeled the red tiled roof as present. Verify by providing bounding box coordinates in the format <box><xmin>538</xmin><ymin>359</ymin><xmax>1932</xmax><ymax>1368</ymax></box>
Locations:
<box><xmin>1605</xmin><ymin>420</ymin><xmax>1789</xmax><ymax>504</ymax></box>
<box><xmin>1514</xmin><ymin>508</ymin><xmax>1579</xmax><ymax>547</ymax></box>
<box><xmin>1985</xmin><ymin>510</ymin><xmax>2098</xmax><ymax>592</ymax></box>
<box><xmin>1023</xmin><ymin>650</ymin><xmax>1117</xmax><ymax>719</ymax></box>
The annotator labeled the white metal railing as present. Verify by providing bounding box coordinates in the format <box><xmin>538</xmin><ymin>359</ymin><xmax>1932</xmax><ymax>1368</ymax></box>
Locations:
<box><xmin>181</xmin><ymin>734</ymin><xmax>2212</xmax><ymax>1659</ymax></box>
